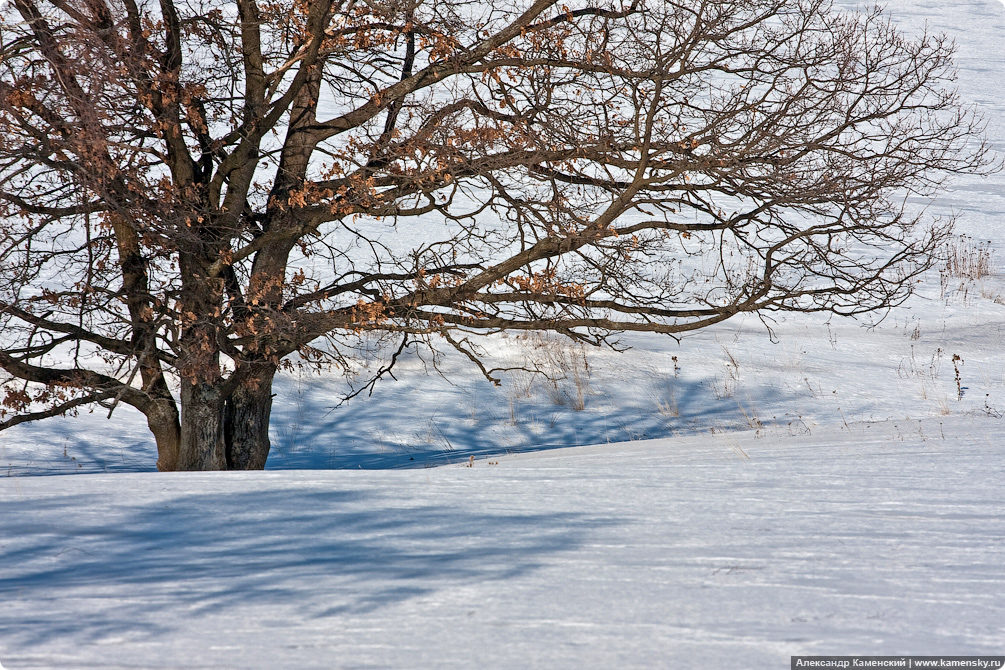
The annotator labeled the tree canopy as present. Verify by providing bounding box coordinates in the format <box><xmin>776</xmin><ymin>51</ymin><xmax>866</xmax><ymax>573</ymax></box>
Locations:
<box><xmin>0</xmin><ymin>0</ymin><xmax>990</xmax><ymax>469</ymax></box>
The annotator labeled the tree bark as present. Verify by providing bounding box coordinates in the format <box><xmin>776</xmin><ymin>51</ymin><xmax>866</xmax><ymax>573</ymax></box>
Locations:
<box><xmin>148</xmin><ymin>396</ymin><xmax>182</xmax><ymax>472</ymax></box>
<box><xmin>177</xmin><ymin>381</ymin><xmax>227</xmax><ymax>470</ymax></box>
<box><xmin>224</xmin><ymin>364</ymin><xmax>276</xmax><ymax>470</ymax></box>
<box><xmin>167</xmin><ymin>366</ymin><xmax>276</xmax><ymax>471</ymax></box>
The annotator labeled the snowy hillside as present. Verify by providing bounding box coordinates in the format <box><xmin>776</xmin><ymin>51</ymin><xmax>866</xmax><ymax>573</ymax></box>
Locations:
<box><xmin>1</xmin><ymin>0</ymin><xmax>1005</xmax><ymax>668</ymax></box>
<box><xmin>2</xmin><ymin>417</ymin><xmax>1004</xmax><ymax>669</ymax></box>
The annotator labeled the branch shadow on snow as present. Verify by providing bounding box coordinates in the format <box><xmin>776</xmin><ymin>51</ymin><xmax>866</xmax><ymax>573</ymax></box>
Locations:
<box><xmin>0</xmin><ymin>484</ymin><xmax>606</xmax><ymax>648</ymax></box>
<box><xmin>1</xmin><ymin>346</ymin><xmax>792</xmax><ymax>474</ymax></box>
<box><xmin>265</xmin><ymin>369</ymin><xmax>792</xmax><ymax>470</ymax></box>
<box><xmin>0</xmin><ymin>408</ymin><xmax>160</xmax><ymax>476</ymax></box>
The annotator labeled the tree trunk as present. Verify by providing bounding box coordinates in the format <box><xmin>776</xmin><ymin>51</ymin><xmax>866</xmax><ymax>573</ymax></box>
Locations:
<box><xmin>224</xmin><ymin>364</ymin><xmax>276</xmax><ymax>470</ymax></box>
<box><xmin>177</xmin><ymin>381</ymin><xmax>227</xmax><ymax>470</ymax></box>
<box><xmin>148</xmin><ymin>397</ymin><xmax>182</xmax><ymax>472</ymax></box>
<box><xmin>169</xmin><ymin>365</ymin><xmax>276</xmax><ymax>471</ymax></box>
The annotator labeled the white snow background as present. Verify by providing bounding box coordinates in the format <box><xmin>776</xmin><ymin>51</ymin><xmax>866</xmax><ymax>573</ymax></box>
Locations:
<box><xmin>1</xmin><ymin>0</ymin><xmax>1005</xmax><ymax>667</ymax></box>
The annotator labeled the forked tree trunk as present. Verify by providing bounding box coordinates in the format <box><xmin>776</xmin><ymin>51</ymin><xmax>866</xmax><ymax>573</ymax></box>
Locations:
<box><xmin>167</xmin><ymin>365</ymin><xmax>277</xmax><ymax>471</ymax></box>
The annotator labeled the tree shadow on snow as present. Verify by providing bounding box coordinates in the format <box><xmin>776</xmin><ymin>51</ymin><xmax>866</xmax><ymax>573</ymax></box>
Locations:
<box><xmin>0</xmin><ymin>484</ymin><xmax>608</xmax><ymax>648</ymax></box>
<box><xmin>265</xmin><ymin>371</ymin><xmax>793</xmax><ymax>470</ymax></box>
<box><xmin>1</xmin><ymin>357</ymin><xmax>794</xmax><ymax>474</ymax></box>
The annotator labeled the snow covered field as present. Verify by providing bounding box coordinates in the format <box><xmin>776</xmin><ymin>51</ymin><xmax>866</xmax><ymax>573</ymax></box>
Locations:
<box><xmin>2</xmin><ymin>418</ymin><xmax>1004</xmax><ymax>669</ymax></box>
<box><xmin>2</xmin><ymin>0</ymin><xmax>1005</xmax><ymax>668</ymax></box>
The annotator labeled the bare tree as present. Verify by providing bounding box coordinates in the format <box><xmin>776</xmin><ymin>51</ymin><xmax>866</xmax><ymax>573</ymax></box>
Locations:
<box><xmin>0</xmin><ymin>0</ymin><xmax>989</xmax><ymax>469</ymax></box>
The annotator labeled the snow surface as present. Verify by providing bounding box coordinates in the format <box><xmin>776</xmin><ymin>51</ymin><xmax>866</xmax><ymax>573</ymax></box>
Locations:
<box><xmin>2</xmin><ymin>0</ymin><xmax>1005</xmax><ymax>668</ymax></box>
<box><xmin>2</xmin><ymin>418</ymin><xmax>1004</xmax><ymax>669</ymax></box>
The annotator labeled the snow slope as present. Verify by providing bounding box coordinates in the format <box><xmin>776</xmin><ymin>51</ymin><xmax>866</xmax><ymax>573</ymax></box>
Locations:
<box><xmin>2</xmin><ymin>417</ymin><xmax>1004</xmax><ymax>669</ymax></box>
<box><xmin>2</xmin><ymin>0</ymin><xmax>1005</xmax><ymax>668</ymax></box>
